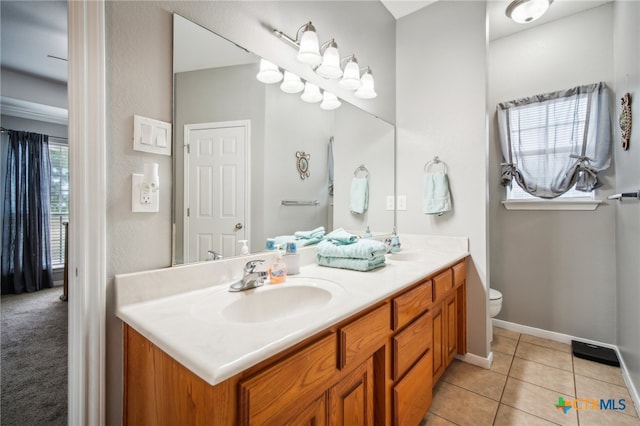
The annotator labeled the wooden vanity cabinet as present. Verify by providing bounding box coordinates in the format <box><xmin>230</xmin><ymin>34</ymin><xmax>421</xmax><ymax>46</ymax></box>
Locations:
<box><xmin>123</xmin><ymin>258</ymin><xmax>468</xmax><ymax>426</ymax></box>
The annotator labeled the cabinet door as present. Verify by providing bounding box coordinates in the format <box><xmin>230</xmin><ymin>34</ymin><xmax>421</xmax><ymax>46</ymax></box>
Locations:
<box><xmin>329</xmin><ymin>358</ymin><xmax>374</xmax><ymax>426</ymax></box>
<box><xmin>431</xmin><ymin>302</ymin><xmax>446</xmax><ymax>383</ymax></box>
<box><xmin>394</xmin><ymin>350</ymin><xmax>433</xmax><ymax>426</ymax></box>
<box><xmin>284</xmin><ymin>395</ymin><xmax>327</xmax><ymax>426</ymax></box>
<box><xmin>445</xmin><ymin>292</ymin><xmax>457</xmax><ymax>366</ymax></box>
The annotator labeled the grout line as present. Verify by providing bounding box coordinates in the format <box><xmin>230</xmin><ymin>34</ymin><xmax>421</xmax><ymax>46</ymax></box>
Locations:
<box><xmin>492</xmin><ymin>330</ymin><xmax>519</xmax><ymax>425</ymax></box>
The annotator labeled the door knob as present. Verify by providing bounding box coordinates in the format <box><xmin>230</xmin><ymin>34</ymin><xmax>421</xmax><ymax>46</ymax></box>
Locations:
<box><xmin>235</xmin><ymin>223</ymin><xmax>243</xmax><ymax>230</ymax></box>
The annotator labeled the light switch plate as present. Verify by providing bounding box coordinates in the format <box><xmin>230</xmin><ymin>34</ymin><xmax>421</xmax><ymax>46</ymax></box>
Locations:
<box><xmin>386</xmin><ymin>196</ymin><xmax>395</xmax><ymax>210</ymax></box>
<box><xmin>397</xmin><ymin>195</ymin><xmax>407</xmax><ymax>211</ymax></box>
<box><xmin>133</xmin><ymin>115</ymin><xmax>172</xmax><ymax>156</ymax></box>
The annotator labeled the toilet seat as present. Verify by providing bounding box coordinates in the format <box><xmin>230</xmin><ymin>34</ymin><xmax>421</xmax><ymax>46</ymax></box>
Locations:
<box><xmin>490</xmin><ymin>288</ymin><xmax>502</xmax><ymax>301</ymax></box>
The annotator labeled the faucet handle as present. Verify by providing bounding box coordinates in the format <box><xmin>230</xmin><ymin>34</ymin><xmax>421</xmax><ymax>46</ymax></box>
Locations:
<box><xmin>244</xmin><ymin>259</ymin><xmax>265</xmax><ymax>273</ymax></box>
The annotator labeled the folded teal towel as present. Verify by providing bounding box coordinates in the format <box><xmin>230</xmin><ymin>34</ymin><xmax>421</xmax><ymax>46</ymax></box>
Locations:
<box><xmin>316</xmin><ymin>253</ymin><xmax>386</xmax><ymax>272</ymax></box>
<box><xmin>295</xmin><ymin>226</ymin><xmax>325</xmax><ymax>239</ymax></box>
<box><xmin>273</xmin><ymin>235</ymin><xmax>295</xmax><ymax>248</ymax></box>
<box><xmin>350</xmin><ymin>177</ymin><xmax>369</xmax><ymax>214</ymax></box>
<box><xmin>424</xmin><ymin>171</ymin><xmax>452</xmax><ymax>216</ymax></box>
<box><xmin>316</xmin><ymin>239</ymin><xmax>386</xmax><ymax>260</ymax></box>
<box><xmin>324</xmin><ymin>228</ymin><xmax>359</xmax><ymax>245</ymax></box>
<box><xmin>296</xmin><ymin>235</ymin><xmax>323</xmax><ymax>247</ymax></box>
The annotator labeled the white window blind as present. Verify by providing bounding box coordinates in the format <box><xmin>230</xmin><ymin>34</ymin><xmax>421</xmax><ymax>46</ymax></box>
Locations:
<box><xmin>49</xmin><ymin>140</ymin><xmax>69</xmax><ymax>267</ymax></box>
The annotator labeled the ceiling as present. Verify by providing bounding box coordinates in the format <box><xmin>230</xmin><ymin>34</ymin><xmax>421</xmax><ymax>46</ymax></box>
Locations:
<box><xmin>0</xmin><ymin>0</ymin><xmax>613</xmax><ymax>85</ymax></box>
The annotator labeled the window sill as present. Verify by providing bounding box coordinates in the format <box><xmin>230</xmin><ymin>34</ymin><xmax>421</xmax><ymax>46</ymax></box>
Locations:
<box><xmin>502</xmin><ymin>199</ymin><xmax>603</xmax><ymax>211</ymax></box>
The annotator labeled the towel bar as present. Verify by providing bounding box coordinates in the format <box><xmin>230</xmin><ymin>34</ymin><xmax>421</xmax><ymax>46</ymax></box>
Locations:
<box><xmin>424</xmin><ymin>156</ymin><xmax>448</xmax><ymax>174</ymax></box>
<box><xmin>607</xmin><ymin>191</ymin><xmax>640</xmax><ymax>201</ymax></box>
<box><xmin>353</xmin><ymin>164</ymin><xmax>369</xmax><ymax>178</ymax></box>
<box><xmin>281</xmin><ymin>200</ymin><xmax>320</xmax><ymax>206</ymax></box>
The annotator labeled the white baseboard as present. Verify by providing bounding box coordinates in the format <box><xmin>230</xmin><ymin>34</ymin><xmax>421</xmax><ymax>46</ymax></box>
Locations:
<box><xmin>455</xmin><ymin>351</ymin><xmax>493</xmax><ymax>369</ymax></box>
<box><xmin>492</xmin><ymin>318</ymin><xmax>640</xmax><ymax>418</ymax></box>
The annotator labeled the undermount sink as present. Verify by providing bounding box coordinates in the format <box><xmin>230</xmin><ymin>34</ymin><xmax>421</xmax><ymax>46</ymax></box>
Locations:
<box><xmin>191</xmin><ymin>277</ymin><xmax>345</xmax><ymax>324</ymax></box>
<box><xmin>386</xmin><ymin>251</ymin><xmax>428</xmax><ymax>262</ymax></box>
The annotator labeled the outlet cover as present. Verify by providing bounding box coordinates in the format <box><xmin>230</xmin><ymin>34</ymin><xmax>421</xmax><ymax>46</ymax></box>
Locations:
<box><xmin>397</xmin><ymin>195</ymin><xmax>407</xmax><ymax>211</ymax></box>
<box><xmin>386</xmin><ymin>195</ymin><xmax>395</xmax><ymax>210</ymax></box>
<box><xmin>132</xmin><ymin>173</ymin><xmax>159</xmax><ymax>213</ymax></box>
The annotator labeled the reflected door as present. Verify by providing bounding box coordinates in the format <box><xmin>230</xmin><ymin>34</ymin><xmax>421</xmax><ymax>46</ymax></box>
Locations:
<box><xmin>184</xmin><ymin>121</ymin><xmax>249</xmax><ymax>262</ymax></box>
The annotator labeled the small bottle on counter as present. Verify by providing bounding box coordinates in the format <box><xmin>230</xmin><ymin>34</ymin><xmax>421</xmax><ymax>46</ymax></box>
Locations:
<box><xmin>269</xmin><ymin>249</ymin><xmax>287</xmax><ymax>284</ymax></box>
<box><xmin>284</xmin><ymin>241</ymin><xmax>300</xmax><ymax>275</ymax></box>
<box><xmin>364</xmin><ymin>225</ymin><xmax>372</xmax><ymax>238</ymax></box>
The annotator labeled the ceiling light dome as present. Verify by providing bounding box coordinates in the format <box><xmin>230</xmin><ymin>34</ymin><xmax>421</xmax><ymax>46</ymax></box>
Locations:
<box><xmin>354</xmin><ymin>68</ymin><xmax>377</xmax><ymax>99</ymax></box>
<box><xmin>300</xmin><ymin>82</ymin><xmax>322</xmax><ymax>103</ymax></box>
<box><xmin>506</xmin><ymin>0</ymin><xmax>553</xmax><ymax>24</ymax></box>
<box><xmin>280</xmin><ymin>71</ymin><xmax>305</xmax><ymax>93</ymax></box>
<box><xmin>320</xmin><ymin>91</ymin><xmax>341</xmax><ymax>110</ymax></box>
<box><xmin>296</xmin><ymin>22</ymin><xmax>322</xmax><ymax>66</ymax></box>
<box><xmin>316</xmin><ymin>40</ymin><xmax>343</xmax><ymax>79</ymax></box>
<box><xmin>256</xmin><ymin>59</ymin><xmax>283</xmax><ymax>84</ymax></box>
<box><xmin>339</xmin><ymin>56</ymin><xmax>362</xmax><ymax>90</ymax></box>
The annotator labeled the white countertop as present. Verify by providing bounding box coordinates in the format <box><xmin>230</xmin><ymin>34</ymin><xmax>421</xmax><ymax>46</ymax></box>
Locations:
<box><xmin>115</xmin><ymin>234</ymin><xmax>468</xmax><ymax>386</ymax></box>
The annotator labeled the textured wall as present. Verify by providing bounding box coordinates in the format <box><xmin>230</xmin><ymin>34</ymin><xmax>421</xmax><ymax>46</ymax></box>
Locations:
<box><xmin>613</xmin><ymin>0</ymin><xmax>640</xmax><ymax>405</ymax></box>
<box><xmin>488</xmin><ymin>4</ymin><xmax>617</xmax><ymax>343</ymax></box>
<box><xmin>396</xmin><ymin>1</ymin><xmax>488</xmax><ymax>358</ymax></box>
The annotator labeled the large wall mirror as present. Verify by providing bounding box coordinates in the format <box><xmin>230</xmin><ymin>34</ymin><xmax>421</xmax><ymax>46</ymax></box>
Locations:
<box><xmin>172</xmin><ymin>14</ymin><xmax>395</xmax><ymax>265</ymax></box>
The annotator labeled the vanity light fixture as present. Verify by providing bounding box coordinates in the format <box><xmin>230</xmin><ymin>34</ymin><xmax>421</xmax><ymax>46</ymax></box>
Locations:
<box><xmin>274</xmin><ymin>22</ymin><xmax>323</xmax><ymax>66</ymax></box>
<box><xmin>339</xmin><ymin>55</ymin><xmax>363</xmax><ymax>90</ymax></box>
<box><xmin>316</xmin><ymin>39</ymin><xmax>343</xmax><ymax>79</ymax></box>
<box><xmin>280</xmin><ymin>71</ymin><xmax>305</xmax><ymax>94</ymax></box>
<box><xmin>354</xmin><ymin>68</ymin><xmax>377</xmax><ymax>99</ymax></box>
<box><xmin>506</xmin><ymin>0</ymin><xmax>553</xmax><ymax>24</ymax></box>
<box><xmin>256</xmin><ymin>58</ymin><xmax>283</xmax><ymax>84</ymax></box>
<box><xmin>320</xmin><ymin>91</ymin><xmax>342</xmax><ymax>110</ymax></box>
<box><xmin>300</xmin><ymin>82</ymin><xmax>323</xmax><ymax>103</ymax></box>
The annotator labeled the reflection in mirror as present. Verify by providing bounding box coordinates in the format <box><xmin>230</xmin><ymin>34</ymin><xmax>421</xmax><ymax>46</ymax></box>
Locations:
<box><xmin>172</xmin><ymin>14</ymin><xmax>394</xmax><ymax>264</ymax></box>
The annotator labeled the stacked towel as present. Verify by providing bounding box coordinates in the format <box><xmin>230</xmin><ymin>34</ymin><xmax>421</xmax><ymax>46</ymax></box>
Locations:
<box><xmin>294</xmin><ymin>226</ymin><xmax>325</xmax><ymax>239</ymax></box>
<box><xmin>316</xmin><ymin>238</ymin><xmax>386</xmax><ymax>272</ymax></box>
<box><xmin>271</xmin><ymin>227</ymin><xmax>326</xmax><ymax>249</ymax></box>
<box><xmin>423</xmin><ymin>171</ymin><xmax>452</xmax><ymax>216</ymax></box>
<box><xmin>350</xmin><ymin>177</ymin><xmax>369</xmax><ymax>214</ymax></box>
<box><xmin>323</xmin><ymin>228</ymin><xmax>359</xmax><ymax>245</ymax></box>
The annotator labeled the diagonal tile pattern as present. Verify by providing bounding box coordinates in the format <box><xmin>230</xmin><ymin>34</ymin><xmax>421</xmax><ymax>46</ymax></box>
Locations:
<box><xmin>425</xmin><ymin>326</ymin><xmax>640</xmax><ymax>425</ymax></box>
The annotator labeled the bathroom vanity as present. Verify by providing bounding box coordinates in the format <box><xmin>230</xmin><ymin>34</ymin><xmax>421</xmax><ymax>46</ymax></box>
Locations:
<box><xmin>116</xmin><ymin>236</ymin><xmax>468</xmax><ymax>425</ymax></box>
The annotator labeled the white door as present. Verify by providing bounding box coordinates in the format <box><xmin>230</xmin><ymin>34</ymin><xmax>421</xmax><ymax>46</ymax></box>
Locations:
<box><xmin>184</xmin><ymin>121</ymin><xmax>249</xmax><ymax>262</ymax></box>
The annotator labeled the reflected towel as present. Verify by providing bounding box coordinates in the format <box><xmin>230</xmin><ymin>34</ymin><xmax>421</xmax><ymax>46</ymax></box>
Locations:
<box><xmin>423</xmin><ymin>171</ymin><xmax>452</xmax><ymax>216</ymax></box>
<box><xmin>350</xmin><ymin>177</ymin><xmax>369</xmax><ymax>214</ymax></box>
<box><xmin>323</xmin><ymin>228</ymin><xmax>359</xmax><ymax>245</ymax></box>
<box><xmin>294</xmin><ymin>226</ymin><xmax>325</xmax><ymax>239</ymax></box>
<box><xmin>316</xmin><ymin>253</ymin><xmax>386</xmax><ymax>272</ymax></box>
<box><xmin>296</xmin><ymin>235</ymin><xmax>323</xmax><ymax>247</ymax></box>
<box><xmin>316</xmin><ymin>239</ymin><xmax>386</xmax><ymax>260</ymax></box>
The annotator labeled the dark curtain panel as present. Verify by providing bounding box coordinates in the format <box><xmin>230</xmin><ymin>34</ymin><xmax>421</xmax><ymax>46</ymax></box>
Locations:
<box><xmin>1</xmin><ymin>130</ymin><xmax>53</xmax><ymax>294</ymax></box>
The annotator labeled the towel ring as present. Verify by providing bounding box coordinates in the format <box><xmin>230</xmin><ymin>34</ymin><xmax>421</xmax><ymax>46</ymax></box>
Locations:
<box><xmin>354</xmin><ymin>164</ymin><xmax>369</xmax><ymax>178</ymax></box>
<box><xmin>424</xmin><ymin>156</ymin><xmax>448</xmax><ymax>174</ymax></box>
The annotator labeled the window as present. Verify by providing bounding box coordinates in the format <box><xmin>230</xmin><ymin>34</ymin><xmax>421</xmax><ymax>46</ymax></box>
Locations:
<box><xmin>49</xmin><ymin>140</ymin><xmax>69</xmax><ymax>267</ymax></box>
<box><xmin>497</xmin><ymin>82</ymin><xmax>611</xmax><ymax>201</ymax></box>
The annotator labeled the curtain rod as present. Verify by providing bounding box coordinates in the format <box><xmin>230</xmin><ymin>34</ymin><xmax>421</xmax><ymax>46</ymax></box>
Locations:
<box><xmin>0</xmin><ymin>127</ymin><xmax>68</xmax><ymax>141</ymax></box>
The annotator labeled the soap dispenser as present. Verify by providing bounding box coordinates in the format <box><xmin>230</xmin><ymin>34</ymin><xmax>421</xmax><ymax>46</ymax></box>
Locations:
<box><xmin>364</xmin><ymin>225</ymin><xmax>372</xmax><ymax>238</ymax></box>
<box><xmin>269</xmin><ymin>249</ymin><xmax>287</xmax><ymax>284</ymax></box>
<box><xmin>238</xmin><ymin>240</ymin><xmax>249</xmax><ymax>255</ymax></box>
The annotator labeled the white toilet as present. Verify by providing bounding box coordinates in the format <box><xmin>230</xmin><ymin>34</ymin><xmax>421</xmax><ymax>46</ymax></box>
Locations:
<box><xmin>489</xmin><ymin>288</ymin><xmax>503</xmax><ymax>318</ymax></box>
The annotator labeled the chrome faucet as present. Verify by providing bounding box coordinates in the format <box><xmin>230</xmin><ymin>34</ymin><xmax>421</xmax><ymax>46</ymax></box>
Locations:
<box><xmin>229</xmin><ymin>260</ymin><xmax>267</xmax><ymax>292</ymax></box>
<box><xmin>207</xmin><ymin>249</ymin><xmax>223</xmax><ymax>261</ymax></box>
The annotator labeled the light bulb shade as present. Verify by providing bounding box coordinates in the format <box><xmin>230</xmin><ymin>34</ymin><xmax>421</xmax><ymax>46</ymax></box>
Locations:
<box><xmin>316</xmin><ymin>43</ymin><xmax>343</xmax><ymax>79</ymax></box>
<box><xmin>320</xmin><ymin>91</ymin><xmax>341</xmax><ymax>110</ymax></box>
<box><xmin>256</xmin><ymin>59</ymin><xmax>283</xmax><ymax>84</ymax></box>
<box><xmin>354</xmin><ymin>70</ymin><xmax>377</xmax><ymax>99</ymax></box>
<box><xmin>280</xmin><ymin>71</ymin><xmax>305</xmax><ymax>93</ymax></box>
<box><xmin>297</xmin><ymin>25</ymin><xmax>322</xmax><ymax>66</ymax></box>
<box><xmin>143</xmin><ymin>163</ymin><xmax>159</xmax><ymax>190</ymax></box>
<box><xmin>300</xmin><ymin>82</ymin><xmax>322</xmax><ymax>103</ymax></box>
<box><xmin>506</xmin><ymin>0</ymin><xmax>552</xmax><ymax>24</ymax></box>
<box><xmin>339</xmin><ymin>59</ymin><xmax>362</xmax><ymax>90</ymax></box>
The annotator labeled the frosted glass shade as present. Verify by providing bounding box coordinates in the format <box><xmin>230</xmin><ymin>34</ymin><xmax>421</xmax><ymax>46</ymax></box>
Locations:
<box><xmin>300</xmin><ymin>82</ymin><xmax>322</xmax><ymax>103</ymax></box>
<box><xmin>320</xmin><ymin>91</ymin><xmax>341</xmax><ymax>110</ymax></box>
<box><xmin>316</xmin><ymin>43</ymin><xmax>343</xmax><ymax>79</ymax></box>
<box><xmin>339</xmin><ymin>59</ymin><xmax>362</xmax><ymax>90</ymax></box>
<box><xmin>506</xmin><ymin>0</ymin><xmax>552</xmax><ymax>24</ymax></box>
<box><xmin>280</xmin><ymin>71</ymin><xmax>304</xmax><ymax>94</ymax></box>
<box><xmin>297</xmin><ymin>27</ymin><xmax>322</xmax><ymax>66</ymax></box>
<box><xmin>354</xmin><ymin>70</ymin><xmax>377</xmax><ymax>99</ymax></box>
<box><xmin>256</xmin><ymin>59</ymin><xmax>283</xmax><ymax>84</ymax></box>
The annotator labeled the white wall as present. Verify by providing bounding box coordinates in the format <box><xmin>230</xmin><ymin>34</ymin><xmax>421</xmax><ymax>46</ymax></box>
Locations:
<box><xmin>0</xmin><ymin>67</ymin><xmax>67</xmax><ymax>108</ymax></box>
<box><xmin>104</xmin><ymin>2</ymin><xmax>395</xmax><ymax>424</ymax></box>
<box><xmin>613</xmin><ymin>0</ymin><xmax>640</xmax><ymax>404</ymax></box>
<box><xmin>488</xmin><ymin>4</ymin><xmax>617</xmax><ymax>343</ymax></box>
<box><xmin>396</xmin><ymin>1</ymin><xmax>489</xmax><ymax>358</ymax></box>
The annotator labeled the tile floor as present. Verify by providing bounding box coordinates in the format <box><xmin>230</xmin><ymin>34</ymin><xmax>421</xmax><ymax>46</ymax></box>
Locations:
<box><xmin>422</xmin><ymin>326</ymin><xmax>640</xmax><ymax>426</ymax></box>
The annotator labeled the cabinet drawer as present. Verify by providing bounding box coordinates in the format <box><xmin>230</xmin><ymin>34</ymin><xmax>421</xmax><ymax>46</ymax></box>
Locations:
<box><xmin>394</xmin><ymin>350</ymin><xmax>433</xmax><ymax>426</ymax></box>
<box><xmin>453</xmin><ymin>260</ymin><xmax>466</xmax><ymax>287</ymax></box>
<box><xmin>392</xmin><ymin>280</ymin><xmax>432</xmax><ymax>330</ymax></box>
<box><xmin>239</xmin><ymin>334</ymin><xmax>337</xmax><ymax>425</ymax></box>
<box><xmin>339</xmin><ymin>303</ymin><xmax>390</xmax><ymax>369</ymax></box>
<box><xmin>432</xmin><ymin>269</ymin><xmax>453</xmax><ymax>303</ymax></box>
<box><xmin>393</xmin><ymin>310</ymin><xmax>432</xmax><ymax>380</ymax></box>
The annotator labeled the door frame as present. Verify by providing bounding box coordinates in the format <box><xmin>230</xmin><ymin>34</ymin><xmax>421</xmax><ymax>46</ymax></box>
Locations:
<box><xmin>183</xmin><ymin>120</ymin><xmax>251</xmax><ymax>261</ymax></box>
